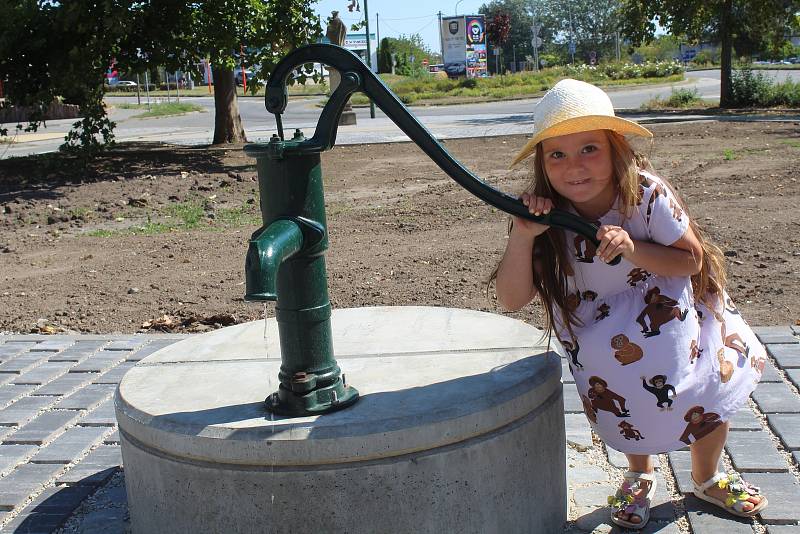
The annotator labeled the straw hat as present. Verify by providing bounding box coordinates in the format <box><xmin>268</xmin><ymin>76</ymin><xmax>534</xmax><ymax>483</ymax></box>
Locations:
<box><xmin>510</xmin><ymin>79</ymin><xmax>652</xmax><ymax>167</ymax></box>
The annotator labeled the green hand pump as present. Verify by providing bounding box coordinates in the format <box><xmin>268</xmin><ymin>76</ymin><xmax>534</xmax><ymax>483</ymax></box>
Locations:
<box><xmin>244</xmin><ymin>44</ymin><xmax>618</xmax><ymax>417</ymax></box>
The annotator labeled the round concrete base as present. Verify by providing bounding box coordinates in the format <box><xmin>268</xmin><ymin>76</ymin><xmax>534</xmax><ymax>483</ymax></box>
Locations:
<box><xmin>116</xmin><ymin>307</ymin><xmax>566</xmax><ymax>533</ymax></box>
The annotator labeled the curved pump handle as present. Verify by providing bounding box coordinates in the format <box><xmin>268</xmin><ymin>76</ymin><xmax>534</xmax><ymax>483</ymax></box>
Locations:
<box><xmin>264</xmin><ymin>44</ymin><xmax>620</xmax><ymax>265</ymax></box>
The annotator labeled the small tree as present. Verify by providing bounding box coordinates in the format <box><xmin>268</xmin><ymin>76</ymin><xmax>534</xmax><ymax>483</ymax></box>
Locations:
<box><xmin>378</xmin><ymin>38</ymin><xmax>394</xmax><ymax>73</ymax></box>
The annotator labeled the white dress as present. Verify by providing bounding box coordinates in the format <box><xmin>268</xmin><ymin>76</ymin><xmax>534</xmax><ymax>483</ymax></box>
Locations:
<box><xmin>556</xmin><ymin>170</ymin><xmax>765</xmax><ymax>454</ymax></box>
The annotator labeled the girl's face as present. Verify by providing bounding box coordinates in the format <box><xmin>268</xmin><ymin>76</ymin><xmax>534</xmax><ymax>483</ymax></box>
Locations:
<box><xmin>540</xmin><ymin>129</ymin><xmax>615</xmax><ymax>218</ymax></box>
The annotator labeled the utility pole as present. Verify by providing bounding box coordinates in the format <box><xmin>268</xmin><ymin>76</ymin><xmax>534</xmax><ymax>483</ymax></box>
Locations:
<box><xmin>376</xmin><ymin>13</ymin><xmax>380</xmax><ymax>58</ymax></box>
<box><xmin>438</xmin><ymin>11</ymin><xmax>444</xmax><ymax>61</ymax></box>
<box><xmin>568</xmin><ymin>1</ymin><xmax>575</xmax><ymax>64</ymax></box>
<box><xmin>364</xmin><ymin>0</ymin><xmax>375</xmax><ymax>118</ymax></box>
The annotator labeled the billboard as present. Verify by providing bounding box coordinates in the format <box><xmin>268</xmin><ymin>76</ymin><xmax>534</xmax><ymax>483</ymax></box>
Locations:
<box><xmin>464</xmin><ymin>15</ymin><xmax>487</xmax><ymax>78</ymax></box>
<box><xmin>440</xmin><ymin>15</ymin><xmax>487</xmax><ymax>78</ymax></box>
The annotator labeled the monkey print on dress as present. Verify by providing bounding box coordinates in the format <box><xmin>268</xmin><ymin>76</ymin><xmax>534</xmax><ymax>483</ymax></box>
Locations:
<box><xmin>679</xmin><ymin>406</ymin><xmax>722</xmax><ymax>445</ymax></box>
<box><xmin>552</xmin><ymin>170</ymin><xmax>765</xmax><ymax>454</ymax></box>
<box><xmin>636</xmin><ymin>287</ymin><xmax>689</xmax><ymax>338</ymax></box>
<box><xmin>611</xmin><ymin>334</ymin><xmax>644</xmax><ymax>366</ymax></box>
<box><xmin>619</xmin><ymin>421</ymin><xmax>644</xmax><ymax>441</ymax></box>
<box><xmin>641</xmin><ymin>375</ymin><xmax>676</xmax><ymax>410</ymax></box>
<box><xmin>587</xmin><ymin>376</ymin><xmax>630</xmax><ymax>418</ymax></box>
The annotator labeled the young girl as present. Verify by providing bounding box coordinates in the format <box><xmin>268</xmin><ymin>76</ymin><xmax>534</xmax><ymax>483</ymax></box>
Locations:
<box><xmin>494</xmin><ymin>79</ymin><xmax>768</xmax><ymax>529</ymax></box>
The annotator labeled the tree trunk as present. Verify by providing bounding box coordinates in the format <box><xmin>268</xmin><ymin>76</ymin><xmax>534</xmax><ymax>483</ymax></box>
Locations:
<box><xmin>719</xmin><ymin>0</ymin><xmax>733</xmax><ymax>108</ymax></box>
<box><xmin>211</xmin><ymin>65</ymin><xmax>247</xmax><ymax>144</ymax></box>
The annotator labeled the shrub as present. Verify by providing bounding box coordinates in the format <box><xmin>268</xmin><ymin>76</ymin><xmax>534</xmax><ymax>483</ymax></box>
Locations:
<box><xmin>730</xmin><ymin>68</ymin><xmax>773</xmax><ymax>107</ymax></box>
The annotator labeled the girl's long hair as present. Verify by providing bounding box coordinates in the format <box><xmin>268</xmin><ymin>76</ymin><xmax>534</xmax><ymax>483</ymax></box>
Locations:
<box><xmin>490</xmin><ymin>130</ymin><xmax>727</xmax><ymax>340</ymax></box>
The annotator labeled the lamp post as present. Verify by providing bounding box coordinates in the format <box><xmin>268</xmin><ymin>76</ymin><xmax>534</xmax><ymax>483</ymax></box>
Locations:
<box><xmin>455</xmin><ymin>0</ymin><xmax>464</xmax><ymax>15</ymax></box>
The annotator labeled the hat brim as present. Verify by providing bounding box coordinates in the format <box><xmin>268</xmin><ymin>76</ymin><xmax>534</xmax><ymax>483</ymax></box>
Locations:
<box><xmin>510</xmin><ymin>115</ymin><xmax>653</xmax><ymax>167</ymax></box>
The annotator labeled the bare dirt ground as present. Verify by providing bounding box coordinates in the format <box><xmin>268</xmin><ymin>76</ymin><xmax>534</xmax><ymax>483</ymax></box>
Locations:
<box><xmin>1</xmin><ymin>119</ymin><xmax>799</xmax><ymax>334</ymax></box>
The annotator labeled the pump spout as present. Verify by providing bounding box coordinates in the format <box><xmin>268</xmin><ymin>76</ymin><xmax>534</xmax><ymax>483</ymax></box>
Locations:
<box><xmin>244</xmin><ymin>219</ymin><xmax>304</xmax><ymax>302</ymax></box>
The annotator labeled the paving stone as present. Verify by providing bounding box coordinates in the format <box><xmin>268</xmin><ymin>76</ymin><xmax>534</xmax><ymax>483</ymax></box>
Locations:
<box><xmin>752</xmin><ymin>382</ymin><xmax>800</xmax><ymax>413</ymax></box>
<box><xmin>743</xmin><ymin>472</ymin><xmax>800</xmax><ymax>525</ymax></box>
<box><xmin>0</xmin><ymin>353</ymin><xmax>47</xmax><ymax>374</ymax></box>
<box><xmin>32</xmin><ymin>373</ymin><xmax>95</xmax><ymax>396</ymax></box>
<box><xmin>30</xmin><ymin>426</ymin><xmax>108</xmax><ymax>464</ymax></box>
<box><xmin>574</xmin><ymin>483</ymin><xmax>616</xmax><ymax>508</ymax></box>
<box><xmin>0</xmin><ymin>463</ymin><xmax>64</xmax><ymax>511</ymax></box>
<box><xmin>55</xmin><ymin>384</ymin><xmax>115</xmax><ymax>410</ymax></box>
<box><xmin>729</xmin><ymin>407</ymin><xmax>763</xmax><ymax>430</ymax></box>
<box><xmin>564</xmin><ymin>383</ymin><xmax>583</xmax><ymax>413</ymax></box>
<box><xmin>766</xmin><ymin>526</ymin><xmax>800</xmax><ymax>533</ymax></box>
<box><xmin>20</xmin><ymin>483</ymin><xmax>94</xmax><ymax>514</ymax></box>
<box><xmin>93</xmin><ymin>361</ymin><xmax>135</xmax><ymax>385</ymax></box>
<box><xmin>58</xmin><ymin>446</ymin><xmax>122</xmax><ymax>486</ymax></box>
<box><xmin>81</xmin><ymin>398</ymin><xmax>117</xmax><ymax>426</ymax></box>
<box><xmin>29</xmin><ymin>340</ymin><xmax>75</xmax><ymax>352</ymax></box>
<box><xmin>13</xmin><ymin>362</ymin><xmax>73</xmax><ymax>386</ymax></box>
<box><xmin>754</xmin><ymin>326</ymin><xmax>798</xmax><ymax>344</ymax></box>
<box><xmin>69</xmin><ymin>350</ymin><xmax>128</xmax><ymax>373</ymax></box>
<box><xmin>3</xmin><ymin>410</ymin><xmax>80</xmax><ymax>445</ymax></box>
<box><xmin>565</xmin><ymin>413</ymin><xmax>592</xmax><ymax>450</ymax></box>
<box><xmin>769</xmin><ymin>345</ymin><xmax>800</xmax><ymax>368</ymax></box>
<box><xmin>649</xmin><ymin>472</ymin><xmax>676</xmax><ymax>522</ymax></box>
<box><xmin>0</xmin><ymin>396</ymin><xmax>56</xmax><ymax>426</ymax></box>
<box><xmin>0</xmin><ymin>384</ymin><xmax>36</xmax><ymax>407</ymax></box>
<box><xmin>2</xmin><ymin>509</ymin><xmax>72</xmax><ymax>533</ymax></box>
<box><xmin>48</xmin><ymin>344</ymin><xmax>103</xmax><ymax>362</ymax></box>
<box><xmin>767</xmin><ymin>414</ymin><xmax>800</xmax><ymax>450</ymax></box>
<box><xmin>104</xmin><ymin>338</ymin><xmax>145</xmax><ymax>351</ymax></box>
<box><xmin>126</xmin><ymin>338</ymin><xmax>182</xmax><ymax>361</ymax></box>
<box><xmin>684</xmin><ymin>494</ymin><xmax>756</xmax><ymax>534</ymax></box>
<box><xmin>787</xmin><ymin>369</ymin><xmax>800</xmax><ymax>390</ymax></box>
<box><xmin>726</xmin><ymin>430</ymin><xmax>788</xmax><ymax>472</ymax></box>
<box><xmin>761</xmin><ymin>361</ymin><xmax>784</xmax><ymax>383</ymax></box>
<box><xmin>103</xmin><ymin>430</ymin><xmax>119</xmax><ymax>444</ymax></box>
<box><xmin>561</xmin><ymin>359</ymin><xmax>575</xmax><ymax>383</ymax></box>
<box><xmin>566</xmin><ymin>448</ymin><xmax>608</xmax><ymax>485</ymax></box>
<box><xmin>0</xmin><ymin>444</ymin><xmax>38</xmax><ymax>474</ymax></box>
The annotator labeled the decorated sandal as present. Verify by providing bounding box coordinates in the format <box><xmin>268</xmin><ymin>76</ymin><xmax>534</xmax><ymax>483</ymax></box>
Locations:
<box><xmin>692</xmin><ymin>471</ymin><xmax>768</xmax><ymax>517</ymax></box>
<box><xmin>608</xmin><ymin>470</ymin><xmax>657</xmax><ymax>530</ymax></box>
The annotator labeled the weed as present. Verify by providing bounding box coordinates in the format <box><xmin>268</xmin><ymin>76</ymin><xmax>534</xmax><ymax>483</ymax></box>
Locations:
<box><xmin>723</xmin><ymin>149</ymin><xmax>737</xmax><ymax>161</ymax></box>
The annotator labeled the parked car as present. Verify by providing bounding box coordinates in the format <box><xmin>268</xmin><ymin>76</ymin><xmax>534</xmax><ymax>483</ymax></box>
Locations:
<box><xmin>445</xmin><ymin>62</ymin><xmax>466</xmax><ymax>77</ymax></box>
<box><xmin>108</xmin><ymin>80</ymin><xmax>138</xmax><ymax>91</ymax></box>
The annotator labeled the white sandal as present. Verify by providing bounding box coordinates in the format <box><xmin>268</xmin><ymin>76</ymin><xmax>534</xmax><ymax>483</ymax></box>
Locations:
<box><xmin>692</xmin><ymin>471</ymin><xmax>767</xmax><ymax>517</ymax></box>
<box><xmin>608</xmin><ymin>470</ymin><xmax>657</xmax><ymax>530</ymax></box>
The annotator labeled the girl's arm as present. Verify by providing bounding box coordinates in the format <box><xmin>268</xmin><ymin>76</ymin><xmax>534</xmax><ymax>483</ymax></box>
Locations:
<box><xmin>596</xmin><ymin>225</ymin><xmax>704</xmax><ymax>277</ymax></box>
<box><xmin>495</xmin><ymin>194</ymin><xmax>552</xmax><ymax>311</ymax></box>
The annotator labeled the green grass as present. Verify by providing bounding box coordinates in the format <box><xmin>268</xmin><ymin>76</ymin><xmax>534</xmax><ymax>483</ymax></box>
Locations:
<box><xmin>780</xmin><ymin>139</ymin><xmax>800</xmax><ymax>148</ymax></box>
<box><xmin>723</xmin><ymin>149</ymin><xmax>737</xmax><ymax>161</ymax></box>
<box><xmin>115</xmin><ymin>102</ymin><xmax>205</xmax><ymax>118</ymax></box>
<box><xmin>85</xmin><ymin>199</ymin><xmax>261</xmax><ymax>237</ymax></box>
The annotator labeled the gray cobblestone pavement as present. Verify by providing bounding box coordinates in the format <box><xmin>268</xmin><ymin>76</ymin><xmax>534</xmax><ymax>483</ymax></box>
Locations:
<box><xmin>0</xmin><ymin>327</ymin><xmax>797</xmax><ymax>533</ymax></box>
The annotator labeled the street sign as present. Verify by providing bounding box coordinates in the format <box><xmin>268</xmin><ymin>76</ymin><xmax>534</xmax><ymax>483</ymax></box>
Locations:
<box><xmin>531</xmin><ymin>37</ymin><xmax>543</xmax><ymax>48</ymax></box>
<box><xmin>569</xmin><ymin>41</ymin><xmax>576</xmax><ymax>54</ymax></box>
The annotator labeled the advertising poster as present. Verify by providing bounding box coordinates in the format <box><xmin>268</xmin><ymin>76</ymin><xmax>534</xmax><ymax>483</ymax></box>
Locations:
<box><xmin>441</xmin><ymin>16</ymin><xmax>466</xmax><ymax>76</ymax></box>
<box><xmin>464</xmin><ymin>15</ymin><xmax>487</xmax><ymax>78</ymax></box>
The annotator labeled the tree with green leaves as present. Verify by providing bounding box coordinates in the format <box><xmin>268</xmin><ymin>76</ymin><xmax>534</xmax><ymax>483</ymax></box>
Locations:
<box><xmin>619</xmin><ymin>0</ymin><xmax>800</xmax><ymax>107</ymax></box>
<box><xmin>531</xmin><ymin>0</ymin><xmax>623</xmax><ymax>63</ymax></box>
<box><xmin>176</xmin><ymin>0</ymin><xmax>322</xmax><ymax>144</ymax></box>
<box><xmin>479</xmin><ymin>0</ymin><xmax>534</xmax><ymax>68</ymax></box>
<box><xmin>0</xmin><ymin>0</ymin><xmax>323</xmax><ymax>151</ymax></box>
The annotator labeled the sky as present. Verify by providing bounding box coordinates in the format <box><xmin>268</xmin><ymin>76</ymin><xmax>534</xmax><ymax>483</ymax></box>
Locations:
<box><xmin>315</xmin><ymin>0</ymin><xmax>488</xmax><ymax>55</ymax></box>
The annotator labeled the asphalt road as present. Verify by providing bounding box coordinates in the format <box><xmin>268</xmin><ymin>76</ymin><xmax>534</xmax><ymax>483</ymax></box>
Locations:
<box><xmin>3</xmin><ymin>69</ymin><xmax>798</xmax><ymax>159</ymax></box>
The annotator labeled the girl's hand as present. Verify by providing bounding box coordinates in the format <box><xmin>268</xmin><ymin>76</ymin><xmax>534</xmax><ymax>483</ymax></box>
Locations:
<box><xmin>596</xmin><ymin>225</ymin><xmax>634</xmax><ymax>263</ymax></box>
<box><xmin>512</xmin><ymin>193</ymin><xmax>552</xmax><ymax>238</ymax></box>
